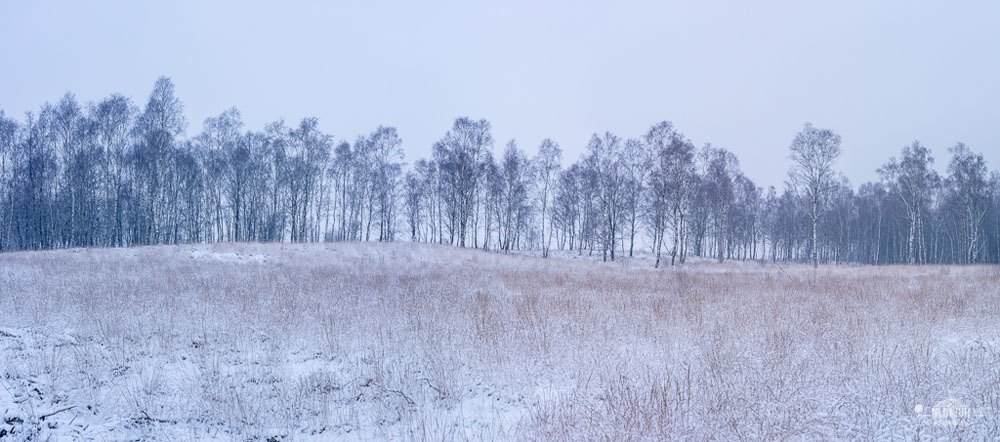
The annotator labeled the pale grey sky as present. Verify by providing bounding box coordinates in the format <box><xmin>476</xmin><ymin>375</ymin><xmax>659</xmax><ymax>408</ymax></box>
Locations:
<box><xmin>1</xmin><ymin>0</ymin><xmax>998</xmax><ymax>189</ymax></box>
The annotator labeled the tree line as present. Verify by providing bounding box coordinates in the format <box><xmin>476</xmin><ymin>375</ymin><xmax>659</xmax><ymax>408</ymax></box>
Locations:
<box><xmin>1</xmin><ymin>77</ymin><xmax>998</xmax><ymax>265</ymax></box>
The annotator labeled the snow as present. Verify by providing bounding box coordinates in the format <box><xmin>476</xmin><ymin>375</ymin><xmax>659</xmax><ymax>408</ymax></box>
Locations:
<box><xmin>1</xmin><ymin>243</ymin><xmax>999</xmax><ymax>440</ymax></box>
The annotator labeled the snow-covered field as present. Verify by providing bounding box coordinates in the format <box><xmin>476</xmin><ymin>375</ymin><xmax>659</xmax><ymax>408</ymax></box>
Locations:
<box><xmin>2</xmin><ymin>243</ymin><xmax>999</xmax><ymax>441</ymax></box>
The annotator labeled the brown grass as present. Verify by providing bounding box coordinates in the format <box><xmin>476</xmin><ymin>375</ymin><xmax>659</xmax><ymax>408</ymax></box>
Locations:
<box><xmin>1</xmin><ymin>243</ymin><xmax>998</xmax><ymax>440</ymax></box>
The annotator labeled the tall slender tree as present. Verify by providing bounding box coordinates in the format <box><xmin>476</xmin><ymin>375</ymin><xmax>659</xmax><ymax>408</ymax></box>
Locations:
<box><xmin>533</xmin><ymin>138</ymin><xmax>561</xmax><ymax>258</ymax></box>
<box><xmin>788</xmin><ymin>123</ymin><xmax>842</xmax><ymax>269</ymax></box>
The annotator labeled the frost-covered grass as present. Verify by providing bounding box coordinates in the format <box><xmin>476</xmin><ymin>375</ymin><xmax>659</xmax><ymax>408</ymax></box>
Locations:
<box><xmin>1</xmin><ymin>243</ymin><xmax>999</xmax><ymax>441</ymax></box>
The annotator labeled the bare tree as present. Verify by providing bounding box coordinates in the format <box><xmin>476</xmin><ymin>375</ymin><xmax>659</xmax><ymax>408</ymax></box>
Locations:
<box><xmin>878</xmin><ymin>142</ymin><xmax>938</xmax><ymax>264</ymax></box>
<box><xmin>944</xmin><ymin>143</ymin><xmax>990</xmax><ymax>263</ymax></box>
<box><xmin>132</xmin><ymin>76</ymin><xmax>187</xmax><ymax>245</ymax></box>
<box><xmin>532</xmin><ymin>138</ymin><xmax>561</xmax><ymax>257</ymax></box>
<box><xmin>3</xmin><ymin>81</ymin><xmax>1000</xmax><ymax>266</ymax></box>
<box><xmin>788</xmin><ymin>123</ymin><xmax>842</xmax><ymax>269</ymax></box>
<box><xmin>497</xmin><ymin>140</ymin><xmax>530</xmax><ymax>252</ymax></box>
<box><xmin>92</xmin><ymin>94</ymin><xmax>137</xmax><ymax>247</ymax></box>
<box><xmin>644</xmin><ymin>121</ymin><xmax>696</xmax><ymax>267</ymax></box>
<box><xmin>585</xmin><ymin>132</ymin><xmax>625</xmax><ymax>262</ymax></box>
<box><xmin>197</xmin><ymin>107</ymin><xmax>243</xmax><ymax>241</ymax></box>
<box><xmin>432</xmin><ymin>117</ymin><xmax>492</xmax><ymax>247</ymax></box>
<box><xmin>0</xmin><ymin>111</ymin><xmax>18</xmax><ymax>250</ymax></box>
<box><xmin>702</xmin><ymin>145</ymin><xmax>739</xmax><ymax>263</ymax></box>
<box><xmin>404</xmin><ymin>169</ymin><xmax>423</xmax><ymax>241</ymax></box>
<box><xmin>365</xmin><ymin>126</ymin><xmax>404</xmax><ymax>242</ymax></box>
<box><xmin>620</xmin><ymin>138</ymin><xmax>647</xmax><ymax>257</ymax></box>
<box><xmin>552</xmin><ymin>164</ymin><xmax>583</xmax><ymax>252</ymax></box>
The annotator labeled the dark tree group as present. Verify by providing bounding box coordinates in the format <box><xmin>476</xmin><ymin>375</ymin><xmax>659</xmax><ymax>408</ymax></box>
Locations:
<box><xmin>2</xmin><ymin>78</ymin><xmax>999</xmax><ymax>265</ymax></box>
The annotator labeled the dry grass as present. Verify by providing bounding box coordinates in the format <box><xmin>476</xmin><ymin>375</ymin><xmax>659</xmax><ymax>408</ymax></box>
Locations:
<box><xmin>1</xmin><ymin>242</ymin><xmax>999</xmax><ymax>440</ymax></box>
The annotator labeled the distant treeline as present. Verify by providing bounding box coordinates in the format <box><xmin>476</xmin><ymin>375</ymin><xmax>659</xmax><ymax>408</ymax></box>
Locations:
<box><xmin>1</xmin><ymin>77</ymin><xmax>998</xmax><ymax>265</ymax></box>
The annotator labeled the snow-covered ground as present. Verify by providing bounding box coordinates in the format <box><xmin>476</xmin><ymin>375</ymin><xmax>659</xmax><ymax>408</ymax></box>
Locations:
<box><xmin>1</xmin><ymin>243</ymin><xmax>999</xmax><ymax>440</ymax></box>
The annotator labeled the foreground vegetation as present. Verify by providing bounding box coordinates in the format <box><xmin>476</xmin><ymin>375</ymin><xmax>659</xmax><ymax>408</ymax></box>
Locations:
<box><xmin>2</xmin><ymin>243</ymin><xmax>999</xmax><ymax>440</ymax></box>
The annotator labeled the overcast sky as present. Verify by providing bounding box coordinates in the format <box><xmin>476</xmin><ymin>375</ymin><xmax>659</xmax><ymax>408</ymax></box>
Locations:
<box><xmin>1</xmin><ymin>0</ymin><xmax>998</xmax><ymax>189</ymax></box>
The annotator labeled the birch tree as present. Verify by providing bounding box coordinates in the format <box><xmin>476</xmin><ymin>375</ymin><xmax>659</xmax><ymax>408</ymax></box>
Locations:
<box><xmin>878</xmin><ymin>142</ymin><xmax>938</xmax><ymax>264</ymax></box>
<box><xmin>945</xmin><ymin>143</ymin><xmax>990</xmax><ymax>263</ymax></box>
<box><xmin>532</xmin><ymin>138</ymin><xmax>560</xmax><ymax>257</ymax></box>
<box><xmin>433</xmin><ymin>117</ymin><xmax>492</xmax><ymax>247</ymax></box>
<box><xmin>585</xmin><ymin>132</ymin><xmax>625</xmax><ymax>262</ymax></box>
<box><xmin>788</xmin><ymin>123</ymin><xmax>841</xmax><ymax>269</ymax></box>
